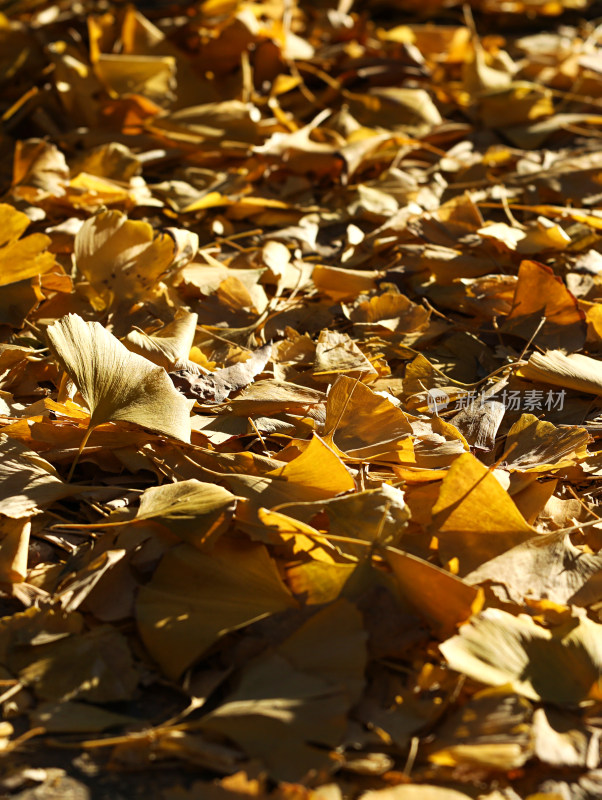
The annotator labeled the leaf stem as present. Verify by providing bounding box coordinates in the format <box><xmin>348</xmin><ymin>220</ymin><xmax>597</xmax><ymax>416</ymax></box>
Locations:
<box><xmin>66</xmin><ymin>425</ymin><xmax>94</xmax><ymax>483</ymax></box>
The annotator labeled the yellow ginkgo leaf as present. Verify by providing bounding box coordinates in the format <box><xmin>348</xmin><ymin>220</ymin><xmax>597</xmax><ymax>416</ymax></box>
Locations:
<box><xmin>431</xmin><ymin>451</ymin><xmax>535</xmax><ymax>575</ymax></box>
<box><xmin>46</xmin><ymin>314</ymin><xmax>192</xmax><ymax>477</ymax></box>
<box><xmin>58</xmin><ymin>479</ymin><xmax>236</xmax><ymax>550</ymax></box>
<box><xmin>440</xmin><ymin>608</ymin><xmax>602</xmax><ymax>706</ymax></box>
<box><xmin>385</xmin><ymin>547</ymin><xmax>483</xmax><ymax>639</ymax></box>
<box><xmin>0</xmin><ymin>517</ymin><xmax>31</xmax><ymax>583</ymax></box>
<box><xmin>123</xmin><ymin>309</ymin><xmax>198</xmax><ymax>370</ymax></box>
<box><xmin>0</xmin><ymin>434</ymin><xmax>81</xmax><ymax>518</ymax></box>
<box><xmin>74</xmin><ymin>209</ymin><xmax>198</xmax><ymax>308</ymax></box>
<box><xmin>136</xmin><ymin>538</ymin><xmax>297</xmax><ymax>679</ymax></box>
<box><xmin>0</xmin><ymin>204</ymin><xmax>55</xmax><ymax>287</ymax></box>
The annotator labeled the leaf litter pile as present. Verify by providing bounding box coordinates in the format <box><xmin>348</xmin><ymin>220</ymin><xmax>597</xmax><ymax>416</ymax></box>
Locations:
<box><xmin>5</xmin><ymin>0</ymin><xmax>602</xmax><ymax>797</ymax></box>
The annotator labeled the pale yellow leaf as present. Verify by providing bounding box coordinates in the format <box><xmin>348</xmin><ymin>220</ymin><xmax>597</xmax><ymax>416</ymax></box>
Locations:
<box><xmin>46</xmin><ymin>314</ymin><xmax>192</xmax><ymax>443</ymax></box>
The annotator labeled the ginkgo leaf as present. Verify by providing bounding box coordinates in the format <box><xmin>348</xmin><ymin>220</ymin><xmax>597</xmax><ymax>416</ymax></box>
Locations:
<box><xmin>170</xmin><ymin>342</ymin><xmax>272</xmax><ymax>403</ymax></box>
<box><xmin>518</xmin><ymin>349</ymin><xmax>602</xmax><ymax>395</ymax></box>
<box><xmin>464</xmin><ymin>531</ymin><xmax>602</xmax><ymax>606</ymax></box>
<box><xmin>119</xmin><ymin>479</ymin><xmax>235</xmax><ymax>548</ymax></box>
<box><xmin>224</xmin><ymin>380</ymin><xmax>325</xmax><ymax>417</ymax></box>
<box><xmin>502</xmin><ymin>413</ymin><xmax>589</xmax><ymax>471</ymax></box>
<box><xmin>424</xmin><ymin>687</ymin><xmax>533</xmax><ymax>771</ymax></box>
<box><xmin>312</xmin><ymin>265</ymin><xmax>382</xmax><ymax>301</ymax></box>
<box><xmin>13</xmin><ymin>625</ymin><xmax>138</xmax><ymax>703</ymax></box>
<box><xmin>313</xmin><ymin>330</ymin><xmax>377</xmax><ymax>377</ymax></box>
<box><xmin>59</xmin><ymin>480</ymin><xmax>237</xmax><ymax>549</ymax></box>
<box><xmin>74</xmin><ymin>209</ymin><xmax>198</xmax><ymax>307</ymax></box>
<box><xmin>257</xmin><ymin>507</ymin><xmax>338</xmax><ymax>562</ymax></box>
<box><xmin>431</xmin><ymin>452</ymin><xmax>535</xmax><ymax>575</ymax></box>
<box><xmin>323</xmin><ymin>376</ymin><xmax>412</xmax><ymax>460</ymax></box>
<box><xmin>273</xmin><ymin>484</ymin><xmax>411</xmax><ymax>557</ymax></box>
<box><xmin>502</xmin><ymin>260</ymin><xmax>585</xmax><ymax>351</ymax></box>
<box><xmin>0</xmin><ymin>203</ymin><xmax>55</xmax><ymax>287</ymax></box>
<box><xmin>0</xmin><ymin>434</ymin><xmax>81</xmax><ymax>518</ymax></box>
<box><xmin>440</xmin><ymin>608</ymin><xmax>602</xmax><ymax>705</ymax></box>
<box><xmin>94</xmin><ymin>54</ymin><xmax>176</xmax><ymax>104</ymax></box>
<box><xmin>360</xmin><ymin>788</ymin><xmax>473</xmax><ymax>800</ymax></box>
<box><xmin>0</xmin><ymin>517</ymin><xmax>31</xmax><ymax>582</ymax></box>
<box><xmin>198</xmin><ymin>599</ymin><xmax>366</xmax><ymax>781</ymax></box>
<box><xmin>123</xmin><ymin>310</ymin><xmax>198</xmax><ymax>370</ymax></box>
<box><xmin>136</xmin><ymin>538</ymin><xmax>297</xmax><ymax>679</ymax></box>
<box><xmin>31</xmin><ymin>700</ymin><xmax>137</xmax><ymax>733</ymax></box>
<box><xmin>350</xmin><ymin>291</ymin><xmax>430</xmax><ymax>333</ymax></box>
<box><xmin>46</xmin><ymin>314</ymin><xmax>192</xmax><ymax>476</ymax></box>
<box><xmin>385</xmin><ymin>547</ymin><xmax>483</xmax><ymax>639</ymax></box>
<box><xmin>266</xmin><ymin>433</ymin><xmax>355</xmax><ymax>497</ymax></box>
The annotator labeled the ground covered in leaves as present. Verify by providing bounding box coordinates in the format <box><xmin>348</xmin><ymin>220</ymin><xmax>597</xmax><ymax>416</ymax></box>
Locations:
<box><xmin>3</xmin><ymin>0</ymin><xmax>602</xmax><ymax>797</ymax></box>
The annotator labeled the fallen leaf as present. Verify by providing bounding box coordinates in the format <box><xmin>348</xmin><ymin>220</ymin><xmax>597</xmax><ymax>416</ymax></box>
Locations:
<box><xmin>440</xmin><ymin>608</ymin><xmax>602</xmax><ymax>705</ymax></box>
<box><xmin>385</xmin><ymin>546</ymin><xmax>483</xmax><ymax>638</ymax></box>
<box><xmin>74</xmin><ymin>209</ymin><xmax>198</xmax><ymax>309</ymax></box>
<box><xmin>0</xmin><ymin>517</ymin><xmax>31</xmax><ymax>583</ymax></box>
<box><xmin>46</xmin><ymin>314</ymin><xmax>193</xmax><ymax>466</ymax></box>
<box><xmin>0</xmin><ymin>434</ymin><xmax>80</xmax><ymax>518</ymax></box>
<box><xmin>323</xmin><ymin>376</ymin><xmax>413</xmax><ymax>461</ymax></box>
<box><xmin>518</xmin><ymin>349</ymin><xmax>602</xmax><ymax>395</ymax></box>
<box><xmin>431</xmin><ymin>452</ymin><xmax>535</xmax><ymax>575</ymax></box>
<box><xmin>123</xmin><ymin>310</ymin><xmax>199</xmax><ymax>370</ymax></box>
<box><xmin>0</xmin><ymin>204</ymin><xmax>55</xmax><ymax>287</ymax></box>
<box><xmin>502</xmin><ymin>414</ymin><xmax>589</xmax><ymax>471</ymax></box>
<box><xmin>502</xmin><ymin>260</ymin><xmax>586</xmax><ymax>351</ymax></box>
<box><xmin>464</xmin><ymin>531</ymin><xmax>602</xmax><ymax>606</ymax></box>
<box><xmin>136</xmin><ymin>538</ymin><xmax>296</xmax><ymax>679</ymax></box>
<box><xmin>360</xmin><ymin>787</ymin><xmax>474</xmax><ymax>800</ymax></box>
<box><xmin>170</xmin><ymin>343</ymin><xmax>272</xmax><ymax>403</ymax></box>
<box><xmin>198</xmin><ymin>599</ymin><xmax>366</xmax><ymax>781</ymax></box>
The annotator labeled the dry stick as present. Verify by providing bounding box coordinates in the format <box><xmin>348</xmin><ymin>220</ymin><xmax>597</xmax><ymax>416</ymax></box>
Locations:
<box><xmin>500</xmin><ymin>191</ymin><xmax>526</xmax><ymax>230</ymax></box>
<box><xmin>245</xmin><ymin>517</ymin><xmax>373</xmax><ymax>550</ymax></box>
<box><xmin>566</xmin><ymin>485</ymin><xmax>602</xmax><ymax>520</ymax></box>
<box><xmin>214</xmin><ymin>227</ymin><xmax>263</xmax><ymax>244</ymax></box>
<box><xmin>555</xmin><ymin>516</ymin><xmax>602</xmax><ymax>536</ymax></box>
<box><xmin>197</xmin><ymin>325</ymin><xmax>253</xmax><ymax>351</ymax></box>
<box><xmin>0</xmin><ymin>681</ymin><xmax>23</xmax><ymax>705</ymax></box>
<box><xmin>403</xmin><ymin>736</ymin><xmax>420</xmax><ymax>778</ymax></box>
<box><xmin>248</xmin><ymin>416</ymin><xmax>270</xmax><ymax>458</ymax></box>
<box><xmin>517</xmin><ymin>316</ymin><xmax>547</xmax><ymax>363</ymax></box>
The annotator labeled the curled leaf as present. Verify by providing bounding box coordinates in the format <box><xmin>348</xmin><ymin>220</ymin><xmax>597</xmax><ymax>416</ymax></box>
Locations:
<box><xmin>74</xmin><ymin>209</ymin><xmax>198</xmax><ymax>307</ymax></box>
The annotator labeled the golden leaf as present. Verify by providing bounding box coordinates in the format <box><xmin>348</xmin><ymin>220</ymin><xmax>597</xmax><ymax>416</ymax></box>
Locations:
<box><xmin>74</xmin><ymin>209</ymin><xmax>198</xmax><ymax>308</ymax></box>
<box><xmin>0</xmin><ymin>204</ymin><xmax>55</xmax><ymax>287</ymax></box>
<box><xmin>431</xmin><ymin>452</ymin><xmax>535</xmax><ymax>575</ymax></box>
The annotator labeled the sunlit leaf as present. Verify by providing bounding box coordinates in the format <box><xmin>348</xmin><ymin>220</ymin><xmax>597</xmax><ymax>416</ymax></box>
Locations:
<box><xmin>0</xmin><ymin>434</ymin><xmax>80</xmax><ymax>518</ymax></box>
<box><xmin>441</xmin><ymin>608</ymin><xmax>602</xmax><ymax>705</ymax></box>
<box><xmin>519</xmin><ymin>349</ymin><xmax>602</xmax><ymax>395</ymax></box>
<box><xmin>385</xmin><ymin>547</ymin><xmax>483</xmax><ymax>638</ymax></box>
<box><xmin>0</xmin><ymin>204</ymin><xmax>55</xmax><ymax>287</ymax></box>
<box><xmin>502</xmin><ymin>260</ymin><xmax>586</xmax><ymax>350</ymax></box>
<box><xmin>123</xmin><ymin>310</ymin><xmax>198</xmax><ymax>370</ymax></box>
<box><xmin>47</xmin><ymin>314</ymin><xmax>193</xmax><ymax>448</ymax></box>
<box><xmin>74</xmin><ymin>209</ymin><xmax>198</xmax><ymax>308</ymax></box>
